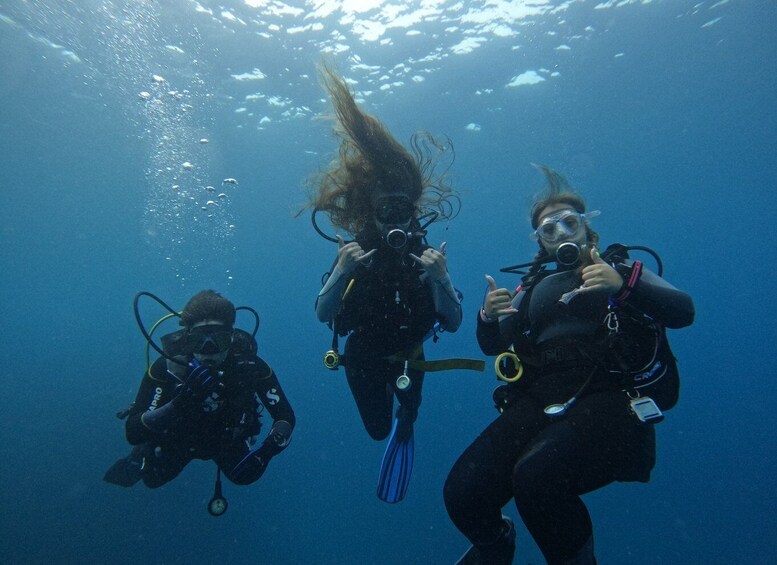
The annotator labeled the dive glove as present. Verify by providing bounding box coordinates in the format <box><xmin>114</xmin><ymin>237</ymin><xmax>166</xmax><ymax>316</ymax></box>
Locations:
<box><xmin>142</xmin><ymin>362</ymin><xmax>222</xmax><ymax>432</ymax></box>
<box><xmin>229</xmin><ymin>421</ymin><xmax>293</xmax><ymax>484</ymax></box>
<box><xmin>173</xmin><ymin>360</ymin><xmax>220</xmax><ymax>407</ymax></box>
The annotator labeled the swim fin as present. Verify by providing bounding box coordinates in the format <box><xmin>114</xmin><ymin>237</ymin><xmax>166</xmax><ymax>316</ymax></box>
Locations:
<box><xmin>456</xmin><ymin>516</ymin><xmax>516</xmax><ymax>565</ymax></box>
<box><xmin>376</xmin><ymin>416</ymin><xmax>414</xmax><ymax>503</ymax></box>
<box><xmin>103</xmin><ymin>445</ymin><xmax>145</xmax><ymax>487</ymax></box>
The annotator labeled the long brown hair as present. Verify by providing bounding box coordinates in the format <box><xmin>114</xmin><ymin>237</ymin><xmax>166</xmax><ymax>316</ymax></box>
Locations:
<box><xmin>308</xmin><ymin>63</ymin><xmax>459</xmax><ymax>236</ymax></box>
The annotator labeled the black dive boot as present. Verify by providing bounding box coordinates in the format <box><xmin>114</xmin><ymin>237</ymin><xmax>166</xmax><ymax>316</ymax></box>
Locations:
<box><xmin>455</xmin><ymin>516</ymin><xmax>516</xmax><ymax>565</ymax></box>
<box><xmin>395</xmin><ymin>404</ymin><xmax>417</xmax><ymax>440</ymax></box>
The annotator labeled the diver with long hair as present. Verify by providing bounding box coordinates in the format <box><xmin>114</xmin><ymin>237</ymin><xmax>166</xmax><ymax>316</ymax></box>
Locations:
<box><xmin>444</xmin><ymin>167</ymin><xmax>694</xmax><ymax>563</ymax></box>
<box><xmin>310</xmin><ymin>64</ymin><xmax>462</xmax><ymax>503</ymax></box>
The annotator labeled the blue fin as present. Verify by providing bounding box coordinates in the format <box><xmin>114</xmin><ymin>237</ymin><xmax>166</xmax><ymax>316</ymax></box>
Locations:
<box><xmin>376</xmin><ymin>417</ymin><xmax>414</xmax><ymax>503</ymax></box>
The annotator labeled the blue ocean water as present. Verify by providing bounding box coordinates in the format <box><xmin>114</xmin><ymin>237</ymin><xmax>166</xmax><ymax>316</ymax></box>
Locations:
<box><xmin>1</xmin><ymin>1</ymin><xmax>775</xmax><ymax>563</ymax></box>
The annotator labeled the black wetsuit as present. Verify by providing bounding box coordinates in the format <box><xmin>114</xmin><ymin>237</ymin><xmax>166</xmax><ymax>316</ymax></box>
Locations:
<box><xmin>335</xmin><ymin>238</ymin><xmax>440</xmax><ymax>440</ymax></box>
<box><xmin>444</xmin><ymin>259</ymin><xmax>694</xmax><ymax>564</ymax></box>
<box><xmin>116</xmin><ymin>334</ymin><xmax>295</xmax><ymax>488</ymax></box>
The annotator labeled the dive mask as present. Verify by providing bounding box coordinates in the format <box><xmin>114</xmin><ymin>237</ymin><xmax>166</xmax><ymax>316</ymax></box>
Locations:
<box><xmin>374</xmin><ymin>197</ymin><xmax>414</xmax><ymax>225</ymax></box>
<box><xmin>531</xmin><ymin>209</ymin><xmax>600</xmax><ymax>243</ymax></box>
<box><xmin>164</xmin><ymin>324</ymin><xmax>234</xmax><ymax>356</ymax></box>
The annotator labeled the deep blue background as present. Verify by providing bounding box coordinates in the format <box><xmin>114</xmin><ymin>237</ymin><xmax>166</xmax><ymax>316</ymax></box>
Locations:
<box><xmin>1</xmin><ymin>1</ymin><xmax>775</xmax><ymax>563</ymax></box>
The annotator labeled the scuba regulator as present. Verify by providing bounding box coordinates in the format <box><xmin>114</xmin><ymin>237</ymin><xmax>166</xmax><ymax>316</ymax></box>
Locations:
<box><xmin>132</xmin><ymin>291</ymin><xmax>260</xmax><ymax>516</ymax></box>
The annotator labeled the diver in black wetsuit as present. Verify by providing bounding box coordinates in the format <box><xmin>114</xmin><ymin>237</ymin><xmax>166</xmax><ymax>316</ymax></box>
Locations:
<box><xmin>309</xmin><ymin>64</ymin><xmax>462</xmax><ymax>502</ymax></box>
<box><xmin>443</xmin><ymin>167</ymin><xmax>694</xmax><ymax>564</ymax></box>
<box><xmin>318</xmin><ymin>228</ymin><xmax>460</xmax><ymax>440</ymax></box>
<box><xmin>104</xmin><ymin>290</ymin><xmax>295</xmax><ymax>496</ymax></box>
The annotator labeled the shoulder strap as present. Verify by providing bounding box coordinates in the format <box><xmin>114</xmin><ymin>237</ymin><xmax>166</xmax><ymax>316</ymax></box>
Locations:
<box><xmin>509</xmin><ymin>283</ymin><xmax>534</xmax><ymax>344</ymax></box>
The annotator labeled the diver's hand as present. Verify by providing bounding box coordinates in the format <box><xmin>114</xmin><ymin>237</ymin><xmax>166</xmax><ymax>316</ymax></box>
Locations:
<box><xmin>264</xmin><ymin>421</ymin><xmax>293</xmax><ymax>455</ymax></box>
<box><xmin>229</xmin><ymin>440</ymin><xmax>277</xmax><ymax>484</ymax></box>
<box><xmin>336</xmin><ymin>234</ymin><xmax>376</xmax><ymax>274</ymax></box>
<box><xmin>580</xmin><ymin>249</ymin><xmax>623</xmax><ymax>295</ymax></box>
<box><xmin>410</xmin><ymin>242</ymin><xmax>448</xmax><ymax>281</ymax></box>
<box><xmin>483</xmin><ymin>275</ymin><xmax>518</xmax><ymax>320</ymax></box>
<box><xmin>230</xmin><ymin>448</ymin><xmax>269</xmax><ymax>484</ymax></box>
<box><xmin>174</xmin><ymin>361</ymin><xmax>219</xmax><ymax>407</ymax></box>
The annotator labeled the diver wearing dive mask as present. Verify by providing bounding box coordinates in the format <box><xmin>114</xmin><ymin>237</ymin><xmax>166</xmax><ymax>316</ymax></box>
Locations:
<box><xmin>531</xmin><ymin>208</ymin><xmax>600</xmax><ymax>244</ymax></box>
<box><xmin>446</xmin><ymin>167</ymin><xmax>695</xmax><ymax>565</ymax></box>
<box><xmin>164</xmin><ymin>321</ymin><xmax>235</xmax><ymax>368</ymax></box>
<box><xmin>310</xmin><ymin>66</ymin><xmax>462</xmax><ymax>504</ymax></box>
<box><xmin>184</xmin><ymin>324</ymin><xmax>234</xmax><ymax>355</ymax></box>
<box><xmin>531</xmin><ymin>208</ymin><xmax>601</xmax><ymax>266</ymax></box>
<box><xmin>374</xmin><ymin>194</ymin><xmax>416</xmax><ymax>249</ymax></box>
<box><xmin>104</xmin><ymin>290</ymin><xmax>296</xmax><ymax>513</ymax></box>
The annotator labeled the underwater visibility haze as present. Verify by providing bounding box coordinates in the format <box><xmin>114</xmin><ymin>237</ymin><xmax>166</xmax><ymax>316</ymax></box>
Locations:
<box><xmin>0</xmin><ymin>0</ymin><xmax>775</xmax><ymax>563</ymax></box>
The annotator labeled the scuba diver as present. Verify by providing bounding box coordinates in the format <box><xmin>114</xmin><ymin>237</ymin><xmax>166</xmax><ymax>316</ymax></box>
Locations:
<box><xmin>104</xmin><ymin>290</ymin><xmax>295</xmax><ymax>515</ymax></box>
<box><xmin>443</xmin><ymin>166</ymin><xmax>695</xmax><ymax>564</ymax></box>
<box><xmin>310</xmin><ymin>63</ymin><xmax>463</xmax><ymax>503</ymax></box>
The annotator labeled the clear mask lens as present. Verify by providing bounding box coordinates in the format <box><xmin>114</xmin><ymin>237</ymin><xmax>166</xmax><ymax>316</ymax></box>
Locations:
<box><xmin>531</xmin><ymin>210</ymin><xmax>600</xmax><ymax>243</ymax></box>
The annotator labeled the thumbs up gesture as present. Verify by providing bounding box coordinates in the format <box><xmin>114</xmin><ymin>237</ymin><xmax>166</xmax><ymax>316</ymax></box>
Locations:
<box><xmin>482</xmin><ymin>274</ymin><xmax>518</xmax><ymax>321</ymax></box>
<box><xmin>580</xmin><ymin>248</ymin><xmax>623</xmax><ymax>295</ymax></box>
